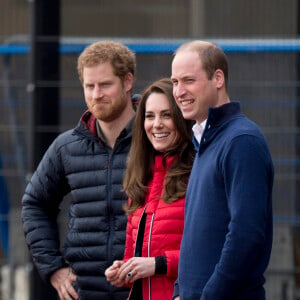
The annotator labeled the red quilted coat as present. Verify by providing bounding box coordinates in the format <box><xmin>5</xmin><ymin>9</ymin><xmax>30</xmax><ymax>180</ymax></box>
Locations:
<box><xmin>123</xmin><ymin>155</ymin><xmax>185</xmax><ymax>300</ymax></box>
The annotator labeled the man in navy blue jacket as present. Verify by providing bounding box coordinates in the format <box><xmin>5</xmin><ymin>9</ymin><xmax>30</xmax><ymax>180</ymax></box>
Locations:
<box><xmin>22</xmin><ymin>41</ymin><xmax>138</xmax><ymax>300</ymax></box>
<box><xmin>171</xmin><ymin>40</ymin><xmax>274</xmax><ymax>300</ymax></box>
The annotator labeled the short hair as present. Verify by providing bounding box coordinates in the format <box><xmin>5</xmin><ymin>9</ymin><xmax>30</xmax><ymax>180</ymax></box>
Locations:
<box><xmin>77</xmin><ymin>40</ymin><xmax>136</xmax><ymax>83</ymax></box>
<box><xmin>175</xmin><ymin>40</ymin><xmax>228</xmax><ymax>89</ymax></box>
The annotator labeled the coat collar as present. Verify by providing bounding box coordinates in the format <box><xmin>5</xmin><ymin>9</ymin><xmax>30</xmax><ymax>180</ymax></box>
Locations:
<box><xmin>207</xmin><ymin>102</ymin><xmax>241</xmax><ymax>127</ymax></box>
<box><xmin>195</xmin><ymin>102</ymin><xmax>242</xmax><ymax>152</ymax></box>
<box><xmin>77</xmin><ymin>110</ymin><xmax>134</xmax><ymax>144</ymax></box>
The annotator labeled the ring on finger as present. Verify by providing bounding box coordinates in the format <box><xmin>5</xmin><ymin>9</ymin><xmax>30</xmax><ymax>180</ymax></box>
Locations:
<box><xmin>127</xmin><ymin>271</ymin><xmax>133</xmax><ymax>277</ymax></box>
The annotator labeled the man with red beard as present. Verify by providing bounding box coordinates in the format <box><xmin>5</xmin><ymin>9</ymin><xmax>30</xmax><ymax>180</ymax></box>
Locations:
<box><xmin>22</xmin><ymin>41</ymin><xmax>138</xmax><ymax>300</ymax></box>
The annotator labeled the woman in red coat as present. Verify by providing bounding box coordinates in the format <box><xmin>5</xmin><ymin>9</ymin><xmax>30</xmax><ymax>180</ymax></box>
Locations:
<box><xmin>105</xmin><ymin>78</ymin><xmax>194</xmax><ymax>299</ymax></box>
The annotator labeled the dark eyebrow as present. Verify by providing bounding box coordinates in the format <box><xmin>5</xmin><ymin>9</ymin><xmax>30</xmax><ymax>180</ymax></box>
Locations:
<box><xmin>145</xmin><ymin>109</ymin><xmax>170</xmax><ymax>114</ymax></box>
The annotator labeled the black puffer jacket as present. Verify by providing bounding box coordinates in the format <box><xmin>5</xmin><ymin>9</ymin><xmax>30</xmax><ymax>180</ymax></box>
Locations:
<box><xmin>22</xmin><ymin>110</ymin><xmax>131</xmax><ymax>299</ymax></box>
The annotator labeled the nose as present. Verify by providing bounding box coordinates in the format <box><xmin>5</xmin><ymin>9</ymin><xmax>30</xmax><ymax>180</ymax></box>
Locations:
<box><xmin>93</xmin><ymin>85</ymin><xmax>103</xmax><ymax>99</ymax></box>
<box><xmin>174</xmin><ymin>82</ymin><xmax>185</xmax><ymax>99</ymax></box>
<box><xmin>153</xmin><ymin>116</ymin><xmax>163</xmax><ymax>128</ymax></box>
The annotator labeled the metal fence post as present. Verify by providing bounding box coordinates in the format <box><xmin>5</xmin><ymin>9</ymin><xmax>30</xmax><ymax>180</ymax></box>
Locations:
<box><xmin>27</xmin><ymin>0</ymin><xmax>61</xmax><ymax>299</ymax></box>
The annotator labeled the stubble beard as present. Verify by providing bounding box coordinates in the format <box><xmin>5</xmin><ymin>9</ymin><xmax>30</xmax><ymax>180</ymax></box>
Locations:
<box><xmin>95</xmin><ymin>92</ymin><xmax>129</xmax><ymax>123</ymax></box>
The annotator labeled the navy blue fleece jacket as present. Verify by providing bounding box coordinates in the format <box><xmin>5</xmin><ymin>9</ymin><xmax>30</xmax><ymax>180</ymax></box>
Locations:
<box><xmin>175</xmin><ymin>102</ymin><xmax>274</xmax><ymax>300</ymax></box>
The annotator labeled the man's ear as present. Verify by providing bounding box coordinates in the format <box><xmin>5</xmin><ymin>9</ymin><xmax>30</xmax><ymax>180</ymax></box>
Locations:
<box><xmin>214</xmin><ymin>69</ymin><xmax>225</xmax><ymax>89</ymax></box>
<box><xmin>124</xmin><ymin>72</ymin><xmax>134</xmax><ymax>92</ymax></box>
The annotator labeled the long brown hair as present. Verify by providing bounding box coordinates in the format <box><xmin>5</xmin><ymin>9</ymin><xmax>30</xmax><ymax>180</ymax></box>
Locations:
<box><xmin>123</xmin><ymin>78</ymin><xmax>194</xmax><ymax>214</ymax></box>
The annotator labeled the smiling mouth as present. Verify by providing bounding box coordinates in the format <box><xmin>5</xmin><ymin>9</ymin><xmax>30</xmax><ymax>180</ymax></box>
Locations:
<box><xmin>153</xmin><ymin>133</ymin><xmax>169</xmax><ymax>138</ymax></box>
<box><xmin>181</xmin><ymin>99</ymin><xmax>194</xmax><ymax>106</ymax></box>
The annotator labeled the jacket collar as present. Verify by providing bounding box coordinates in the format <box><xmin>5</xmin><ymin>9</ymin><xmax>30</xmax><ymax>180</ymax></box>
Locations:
<box><xmin>207</xmin><ymin>102</ymin><xmax>241</xmax><ymax>127</ymax></box>
<box><xmin>154</xmin><ymin>154</ymin><xmax>176</xmax><ymax>171</ymax></box>
<box><xmin>195</xmin><ymin>102</ymin><xmax>242</xmax><ymax>152</ymax></box>
<box><xmin>80</xmin><ymin>110</ymin><xmax>97</xmax><ymax>138</ymax></box>
<box><xmin>76</xmin><ymin>110</ymin><xmax>134</xmax><ymax>145</ymax></box>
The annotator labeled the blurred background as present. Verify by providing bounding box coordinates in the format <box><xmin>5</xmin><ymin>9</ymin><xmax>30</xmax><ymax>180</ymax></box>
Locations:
<box><xmin>0</xmin><ymin>0</ymin><xmax>299</xmax><ymax>299</ymax></box>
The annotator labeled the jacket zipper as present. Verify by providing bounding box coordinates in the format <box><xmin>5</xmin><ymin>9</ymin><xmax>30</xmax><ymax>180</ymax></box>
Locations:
<box><xmin>107</xmin><ymin>150</ymin><xmax>113</xmax><ymax>270</ymax></box>
<box><xmin>128</xmin><ymin>206</ymin><xmax>147</xmax><ymax>300</ymax></box>
<box><xmin>148</xmin><ymin>213</ymin><xmax>155</xmax><ymax>300</ymax></box>
<box><xmin>106</xmin><ymin>139</ymin><xmax>121</xmax><ymax>265</ymax></box>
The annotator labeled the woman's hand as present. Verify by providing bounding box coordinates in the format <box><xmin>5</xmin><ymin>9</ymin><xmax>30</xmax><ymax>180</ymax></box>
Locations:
<box><xmin>105</xmin><ymin>260</ymin><xmax>125</xmax><ymax>287</ymax></box>
<box><xmin>117</xmin><ymin>257</ymin><xmax>155</xmax><ymax>284</ymax></box>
